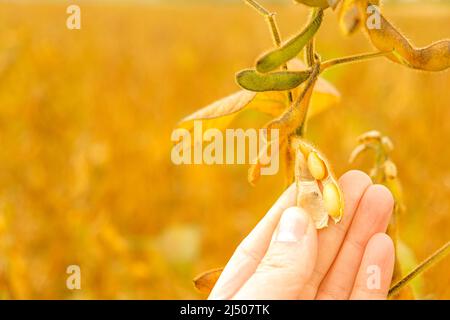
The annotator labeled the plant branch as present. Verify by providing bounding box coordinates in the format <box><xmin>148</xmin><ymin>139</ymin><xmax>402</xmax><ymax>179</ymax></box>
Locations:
<box><xmin>294</xmin><ymin>63</ymin><xmax>320</xmax><ymax>136</ymax></box>
<box><xmin>243</xmin><ymin>0</ymin><xmax>293</xmax><ymax>103</ymax></box>
<box><xmin>320</xmin><ymin>51</ymin><xmax>392</xmax><ymax>72</ymax></box>
<box><xmin>388</xmin><ymin>240</ymin><xmax>450</xmax><ymax>298</ymax></box>
<box><xmin>244</xmin><ymin>0</ymin><xmax>270</xmax><ymax>16</ymax></box>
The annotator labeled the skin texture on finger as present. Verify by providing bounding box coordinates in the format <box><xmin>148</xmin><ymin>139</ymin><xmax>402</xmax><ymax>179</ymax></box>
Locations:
<box><xmin>316</xmin><ymin>184</ymin><xmax>394</xmax><ymax>300</ymax></box>
<box><xmin>233</xmin><ymin>207</ymin><xmax>317</xmax><ymax>300</ymax></box>
<box><xmin>350</xmin><ymin>233</ymin><xmax>395</xmax><ymax>300</ymax></box>
<box><xmin>298</xmin><ymin>170</ymin><xmax>372</xmax><ymax>299</ymax></box>
<box><xmin>209</xmin><ymin>183</ymin><xmax>297</xmax><ymax>300</ymax></box>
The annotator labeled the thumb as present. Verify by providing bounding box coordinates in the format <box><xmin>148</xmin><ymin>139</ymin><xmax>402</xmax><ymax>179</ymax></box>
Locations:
<box><xmin>233</xmin><ymin>207</ymin><xmax>317</xmax><ymax>300</ymax></box>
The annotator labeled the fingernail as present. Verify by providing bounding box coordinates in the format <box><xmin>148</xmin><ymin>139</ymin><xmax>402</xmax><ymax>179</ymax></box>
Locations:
<box><xmin>275</xmin><ymin>207</ymin><xmax>309</xmax><ymax>242</ymax></box>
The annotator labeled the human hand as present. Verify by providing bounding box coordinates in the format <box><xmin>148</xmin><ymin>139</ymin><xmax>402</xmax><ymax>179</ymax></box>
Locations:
<box><xmin>209</xmin><ymin>170</ymin><xmax>395</xmax><ymax>300</ymax></box>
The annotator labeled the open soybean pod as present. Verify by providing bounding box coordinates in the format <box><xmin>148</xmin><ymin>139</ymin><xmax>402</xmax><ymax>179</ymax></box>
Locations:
<box><xmin>358</xmin><ymin>2</ymin><xmax>450</xmax><ymax>71</ymax></box>
<box><xmin>291</xmin><ymin>137</ymin><xmax>344</xmax><ymax>228</ymax></box>
<box><xmin>236</xmin><ymin>69</ymin><xmax>311</xmax><ymax>92</ymax></box>
<box><xmin>302</xmin><ymin>144</ymin><xmax>344</xmax><ymax>223</ymax></box>
<box><xmin>295</xmin><ymin>0</ymin><xmax>341</xmax><ymax>9</ymax></box>
<box><xmin>256</xmin><ymin>9</ymin><xmax>324</xmax><ymax>73</ymax></box>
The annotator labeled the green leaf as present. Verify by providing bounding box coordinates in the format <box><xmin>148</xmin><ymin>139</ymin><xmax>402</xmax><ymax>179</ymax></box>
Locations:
<box><xmin>236</xmin><ymin>69</ymin><xmax>311</xmax><ymax>92</ymax></box>
<box><xmin>256</xmin><ymin>9</ymin><xmax>323</xmax><ymax>73</ymax></box>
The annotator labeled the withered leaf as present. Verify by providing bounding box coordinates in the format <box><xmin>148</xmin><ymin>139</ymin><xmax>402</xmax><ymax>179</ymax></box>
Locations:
<box><xmin>193</xmin><ymin>267</ymin><xmax>223</xmax><ymax>294</ymax></box>
<box><xmin>177</xmin><ymin>60</ymin><xmax>340</xmax><ymax>133</ymax></box>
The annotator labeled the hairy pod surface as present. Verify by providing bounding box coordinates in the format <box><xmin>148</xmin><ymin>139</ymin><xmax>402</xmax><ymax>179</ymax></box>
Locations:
<box><xmin>291</xmin><ymin>137</ymin><xmax>344</xmax><ymax>226</ymax></box>
<box><xmin>236</xmin><ymin>69</ymin><xmax>311</xmax><ymax>92</ymax></box>
<box><xmin>256</xmin><ymin>9</ymin><xmax>324</xmax><ymax>73</ymax></box>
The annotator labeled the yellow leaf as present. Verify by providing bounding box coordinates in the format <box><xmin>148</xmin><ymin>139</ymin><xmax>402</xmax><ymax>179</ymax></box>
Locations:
<box><xmin>309</xmin><ymin>75</ymin><xmax>341</xmax><ymax>118</ymax></box>
<box><xmin>193</xmin><ymin>267</ymin><xmax>223</xmax><ymax>294</ymax></box>
<box><xmin>178</xmin><ymin>90</ymin><xmax>291</xmax><ymax>131</ymax></box>
<box><xmin>178</xmin><ymin>90</ymin><xmax>257</xmax><ymax>131</ymax></box>
<box><xmin>177</xmin><ymin>59</ymin><xmax>340</xmax><ymax>133</ymax></box>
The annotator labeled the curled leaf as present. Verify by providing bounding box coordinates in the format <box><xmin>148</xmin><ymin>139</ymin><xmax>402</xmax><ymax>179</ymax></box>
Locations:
<box><xmin>236</xmin><ymin>69</ymin><xmax>311</xmax><ymax>92</ymax></box>
<box><xmin>193</xmin><ymin>267</ymin><xmax>223</xmax><ymax>294</ymax></box>
<box><xmin>359</xmin><ymin>2</ymin><xmax>450</xmax><ymax>71</ymax></box>
<box><xmin>256</xmin><ymin>9</ymin><xmax>323</xmax><ymax>73</ymax></box>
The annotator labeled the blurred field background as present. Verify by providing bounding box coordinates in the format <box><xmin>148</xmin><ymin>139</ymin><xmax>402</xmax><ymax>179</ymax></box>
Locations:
<box><xmin>0</xmin><ymin>0</ymin><xmax>449</xmax><ymax>299</ymax></box>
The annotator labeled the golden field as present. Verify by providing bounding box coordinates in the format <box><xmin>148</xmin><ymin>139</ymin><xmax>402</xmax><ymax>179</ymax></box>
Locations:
<box><xmin>0</xmin><ymin>1</ymin><xmax>449</xmax><ymax>299</ymax></box>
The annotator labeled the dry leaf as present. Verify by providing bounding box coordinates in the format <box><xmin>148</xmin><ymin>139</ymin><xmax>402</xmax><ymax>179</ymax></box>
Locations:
<box><xmin>178</xmin><ymin>90</ymin><xmax>257</xmax><ymax>131</ymax></box>
<box><xmin>193</xmin><ymin>267</ymin><xmax>223</xmax><ymax>294</ymax></box>
<box><xmin>178</xmin><ymin>59</ymin><xmax>341</xmax><ymax>134</ymax></box>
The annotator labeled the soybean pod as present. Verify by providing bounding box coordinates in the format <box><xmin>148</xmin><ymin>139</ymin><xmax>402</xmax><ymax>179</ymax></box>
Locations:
<box><xmin>256</xmin><ymin>9</ymin><xmax>324</xmax><ymax>73</ymax></box>
<box><xmin>236</xmin><ymin>69</ymin><xmax>311</xmax><ymax>92</ymax></box>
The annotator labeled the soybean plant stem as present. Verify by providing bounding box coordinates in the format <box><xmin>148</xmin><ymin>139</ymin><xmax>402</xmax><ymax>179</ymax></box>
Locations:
<box><xmin>320</xmin><ymin>51</ymin><xmax>392</xmax><ymax>71</ymax></box>
<box><xmin>388</xmin><ymin>241</ymin><xmax>450</xmax><ymax>298</ymax></box>
<box><xmin>243</xmin><ymin>0</ymin><xmax>293</xmax><ymax>103</ymax></box>
<box><xmin>294</xmin><ymin>63</ymin><xmax>320</xmax><ymax>136</ymax></box>
<box><xmin>244</xmin><ymin>0</ymin><xmax>270</xmax><ymax>16</ymax></box>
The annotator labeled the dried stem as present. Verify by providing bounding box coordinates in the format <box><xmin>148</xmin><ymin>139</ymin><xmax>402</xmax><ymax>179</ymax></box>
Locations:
<box><xmin>320</xmin><ymin>51</ymin><xmax>392</xmax><ymax>71</ymax></box>
<box><xmin>388</xmin><ymin>241</ymin><xmax>450</xmax><ymax>298</ymax></box>
<box><xmin>244</xmin><ymin>0</ymin><xmax>270</xmax><ymax>16</ymax></box>
<box><xmin>243</xmin><ymin>0</ymin><xmax>293</xmax><ymax>103</ymax></box>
